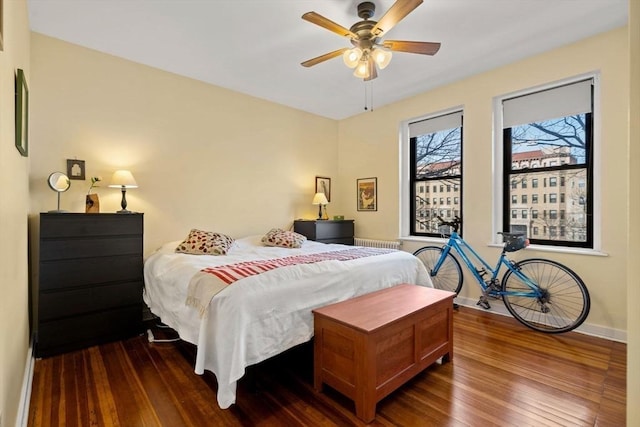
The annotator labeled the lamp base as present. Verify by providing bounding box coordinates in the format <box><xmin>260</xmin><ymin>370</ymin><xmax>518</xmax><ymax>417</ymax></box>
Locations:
<box><xmin>116</xmin><ymin>209</ymin><xmax>134</xmax><ymax>214</ymax></box>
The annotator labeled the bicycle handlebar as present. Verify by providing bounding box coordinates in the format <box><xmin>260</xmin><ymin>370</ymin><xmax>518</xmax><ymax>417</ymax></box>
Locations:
<box><xmin>436</xmin><ymin>215</ymin><xmax>462</xmax><ymax>232</ymax></box>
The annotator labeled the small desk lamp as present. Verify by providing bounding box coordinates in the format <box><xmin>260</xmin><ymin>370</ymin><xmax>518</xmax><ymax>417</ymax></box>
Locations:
<box><xmin>109</xmin><ymin>170</ymin><xmax>138</xmax><ymax>213</ymax></box>
<box><xmin>312</xmin><ymin>192</ymin><xmax>329</xmax><ymax>220</ymax></box>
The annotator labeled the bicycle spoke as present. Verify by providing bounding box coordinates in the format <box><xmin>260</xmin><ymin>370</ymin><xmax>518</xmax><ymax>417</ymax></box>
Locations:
<box><xmin>413</xmin><ymin>246</ymin><xmax>463</xmax><ymax>294</ymax></box>
<box><xmin>501</xmin><ymin>259</ymin><xmax>590</xmax><ymax>333</ymax></box>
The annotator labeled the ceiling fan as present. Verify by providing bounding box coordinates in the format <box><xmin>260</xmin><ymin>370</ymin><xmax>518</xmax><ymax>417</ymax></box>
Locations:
<box><xmin>301</xmin><ymin>0</ymin><xmax>440</xmax><ymax>81</ymax></box>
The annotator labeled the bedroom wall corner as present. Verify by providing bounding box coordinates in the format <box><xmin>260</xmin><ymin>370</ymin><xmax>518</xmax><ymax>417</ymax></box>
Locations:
<box><xmin>0</xmin><ymin>0</ymin><xmax>31</xmax><ymax>426</ymax></box>
<box><xmin>29</xmin><ymin>34</ymin><xmax>340</xmax><ymax>257</ymax></box>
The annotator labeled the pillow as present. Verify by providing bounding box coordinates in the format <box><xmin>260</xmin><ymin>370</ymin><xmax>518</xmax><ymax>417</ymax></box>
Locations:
<box><xmin>175</xmin><ymin>229</ymin><xmax>234</xmax><ymax>255</ymax></box>
<box><xmin>261</xmin><ymin>228</ymin><xmax>307</xmax><ymax>248</ymax></box>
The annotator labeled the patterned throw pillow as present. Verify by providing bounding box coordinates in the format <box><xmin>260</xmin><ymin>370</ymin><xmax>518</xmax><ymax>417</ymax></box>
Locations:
<box><xmin>175</xmin><ymin>229</ymin><xmax>234</xmax><ymax>255</ymax></box>
<box><xmin>261</xmin><ymin>228</ymin><xmax>307</xmax><ymax>248</ymax></box>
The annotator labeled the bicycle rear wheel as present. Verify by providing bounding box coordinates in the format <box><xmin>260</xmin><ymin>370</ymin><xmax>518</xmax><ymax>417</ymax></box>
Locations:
<box><xmin>501</xmin><ymin>258</ymin><xmax>590</xmax><ymax>333</ymax></box>
<box><xmin>413</xmin><ymin>246</ymin><xmax>463</xmax><ymax>294</ymax></box>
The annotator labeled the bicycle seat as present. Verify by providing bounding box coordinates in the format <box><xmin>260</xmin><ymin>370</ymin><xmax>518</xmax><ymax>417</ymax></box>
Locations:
<box><xmin>499</xmin><ymin>233</ymin><xmax>529</xmax><ymax>252</ymax></box>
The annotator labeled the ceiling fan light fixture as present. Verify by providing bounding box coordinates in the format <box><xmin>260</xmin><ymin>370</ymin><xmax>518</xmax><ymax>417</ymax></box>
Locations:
<box><xmin>342</xmin><ymin>47</ymin><xmax>363</xmax><ymax>68</ymax></box>
<box><xmin>372</xmin><ymin>47</ymin><xmax>392</xmax><ymax>69</ymax></box>
<box><xmin>353</xmin><ymin>59</ymin><xmax>370</xmax><ymax>79</ymax></box>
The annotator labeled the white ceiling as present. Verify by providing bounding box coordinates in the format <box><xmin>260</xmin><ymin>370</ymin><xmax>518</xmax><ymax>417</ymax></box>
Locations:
<box><xmin>27</xmin><ymin>0</ymin><xmax>628</xmax><ymax>120</ymax></box>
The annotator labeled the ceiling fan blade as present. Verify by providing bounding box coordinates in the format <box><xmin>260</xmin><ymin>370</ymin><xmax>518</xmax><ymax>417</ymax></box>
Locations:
<box><xmin>371</xmin><ymin>0</ymin><xmax>423</xmax><ymax>36</ymax></box>
<box><xmin>302</xmin><ymin>12</ymin><xmax>358</xmax><ymax>39</ymax></box>
<box><xmin>301</xmin><ymin>48</ymin><xmax>349</xmax><ymax>67</ymax></box>
<box><xmin>364</xmin><ymin>60</ymin><xmax>378</xmax><ymax>81</ymax></box>
<box><xmin>383</xmin><ymin>40</ymin><xmax>441</xmax><ymax>55</ymax></box>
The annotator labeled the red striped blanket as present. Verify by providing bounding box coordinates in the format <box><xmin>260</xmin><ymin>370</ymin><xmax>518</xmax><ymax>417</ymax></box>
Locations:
<box><xmin>186</xmin><ymin>247</ymin><xmax>394</xmax><ymax>317</ymax></box>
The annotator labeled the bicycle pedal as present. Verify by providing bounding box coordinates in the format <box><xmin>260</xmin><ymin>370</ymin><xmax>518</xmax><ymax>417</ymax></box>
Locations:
<box><xmin>476</xmin><ymin>299</ymin><xmax>491</xmax><ymax>310</ymax></box>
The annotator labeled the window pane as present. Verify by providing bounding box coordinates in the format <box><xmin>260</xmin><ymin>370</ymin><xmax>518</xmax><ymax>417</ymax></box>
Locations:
<box><xmin>414</xmin><ymin>178</ymin><xmax>461</xmax><ymax>234</ymax></box>
<box><xmin>510</xmin><ymin>114</ymin><xmax>587</xmax><ymax>170</ymax></box>
<box><xmin>415</xmin><ymin>128</ymin><xmax>462</xmax><ymax>179</ymax></box>
<box><xmin>507</xmin><ymin>169</ymin><xmax>588</xmax><ymax>242</ymax></box>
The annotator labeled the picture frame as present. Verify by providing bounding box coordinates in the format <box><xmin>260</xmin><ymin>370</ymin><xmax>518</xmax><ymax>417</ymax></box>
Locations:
<box><xmin>1</xmin><ymin>0</ymin><xmax>4</xmax><ymax>51</ymax></box>
<box><xmin>15</xmin><ymin>69</ymin><xmax>28</xmax><ymax>157</ymax></box>
<box><xmin>66</xmin><ymin>159</ymin><xmax>86</xmax><ymax>180</ymax></box>
<box><xmin>357</xmin><ymin>177</ymin><xmax>377</xmax><ymax>211</ymax></box>
<box><xmin>315</xmin><ymin>176</ymin><xmax>331</xmax><ymax>202</ymax></box>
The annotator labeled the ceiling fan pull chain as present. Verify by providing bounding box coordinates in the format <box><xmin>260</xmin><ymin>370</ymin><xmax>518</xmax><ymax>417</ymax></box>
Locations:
<box><xmin>364</xmin><ymin>80</ymin><xmax>374</xmax><ymax>112</ymax></box>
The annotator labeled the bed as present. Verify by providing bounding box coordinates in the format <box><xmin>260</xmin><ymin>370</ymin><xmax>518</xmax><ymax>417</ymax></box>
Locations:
<box><xmin>143</xmin><ymin>233</ymin><xmax>432</xmax><ymax>409</ymax></box>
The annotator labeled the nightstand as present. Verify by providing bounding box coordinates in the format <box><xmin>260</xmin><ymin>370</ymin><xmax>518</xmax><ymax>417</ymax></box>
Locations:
<box><xmin>294</xmin><ymin>219</ymin><xmax>354</xmax><ymax>245</ymax></box>
<box><xmin>35</xmin><ymin>213</ymin><xmax>144</xmax><ymax>357</ymax></box>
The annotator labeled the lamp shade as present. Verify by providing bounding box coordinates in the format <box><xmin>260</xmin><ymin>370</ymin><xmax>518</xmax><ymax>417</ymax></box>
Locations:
<box><xmin>312</xmin><ymin>192</ymin><xmax>329</xmax><ymax>205</ymax></box>
<box><xmin>108</xmin><ymin>170</ymin><xmax>138</xmax><ymax>188</ymax></box>
<box><xmin>342</xmin><ymin>47</ymin><xmax>363</xmax><ymax>68</ymax></box>
<box><xmin>372</xmin><ymin>48</ymin><xmax>392</xmax><ymax>69</ymax></box>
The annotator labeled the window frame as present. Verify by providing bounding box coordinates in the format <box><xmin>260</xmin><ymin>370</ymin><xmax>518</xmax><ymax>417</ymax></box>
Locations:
<box><xmin>492</xmin><ymin>74</ymin><xmax>602</xmax><ymax>253</ymax></box>
<box><xmin>400</xmin><ymin>106</ymin><xmax>464</xmax><ymax>241</ymax></box>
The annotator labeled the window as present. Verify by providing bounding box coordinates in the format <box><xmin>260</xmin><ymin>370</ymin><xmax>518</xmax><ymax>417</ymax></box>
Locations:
<box><xmin>532</xmin><ymin>209</ymin><xmax>539</xmax><ymax>219</ymax></box>
<box><xmin>522</xmin><ymin>210</ymin><xmax>528</xmax><ymax>219</ymax></box>
<box><xmin>521</xmin><ymin>194</ymin><xmax>527</xmax><ymax>203</ymax></box>
<box><xmin>502</xmin><ymin>78</ymin><xmax>593</xmax><ymax>247</ymax></box>
<box><xmin>409</xmin><ymin>111</ymin><xmax>463</xmax><ymax>237</ymax></box>
<box><xmin>511</xmin><ymin>195</ymin><xmax>518</xmax><ymax>204</ymax></box>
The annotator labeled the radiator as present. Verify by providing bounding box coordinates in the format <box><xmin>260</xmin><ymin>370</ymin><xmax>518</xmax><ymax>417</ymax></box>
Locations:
<box><xmin>354</xmin><ymin>237</ymin><xmax>402</xmax><ymax>250</ymax></box>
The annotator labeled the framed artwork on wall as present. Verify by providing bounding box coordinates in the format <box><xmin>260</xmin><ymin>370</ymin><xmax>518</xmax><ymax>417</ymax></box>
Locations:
<box><xmin>315</xmin><ymin>176</ymin><xmax>331</xmax><ymax>202</ymax></box>
<box><xmin>15</xmin><ymin>69</ymin><xmax>28</xmax><ymax>157</ymax></box>
<box><xmin>357</xmin><ymin>177</ymin><xmax>377</xmax><ymax>211</ymax></box>
<box><xmin>66</xmin><ymin>159</ymin><xmax>86</xmax><ymax>180</ymax></box>
<box><xmin>1</xmin><ymin>0</ymin><xmax>4</xmax><ymax>51</ymax></box>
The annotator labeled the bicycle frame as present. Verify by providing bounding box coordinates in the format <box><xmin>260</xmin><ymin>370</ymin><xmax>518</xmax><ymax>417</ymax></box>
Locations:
<box><xmin>433</xmin><ymin>230</ymin><xmax>542</xmax><ymax>298</ymax></box>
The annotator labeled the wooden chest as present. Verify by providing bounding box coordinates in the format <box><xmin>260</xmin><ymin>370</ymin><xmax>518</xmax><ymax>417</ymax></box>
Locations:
<box><xmin>312</xmin><ymin>284</ymin><xmax>455</xmax><ymax>423</ymax></box>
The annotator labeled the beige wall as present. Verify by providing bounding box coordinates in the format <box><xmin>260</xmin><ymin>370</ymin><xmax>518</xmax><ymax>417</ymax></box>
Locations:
<box><xmin>0</xmin><ymin>0</ymin><xmax>31</xmax><ymax>425</ymax></box>
<box><xmin>627</xmin><ymin>1</ymin><xmax>639</xmax><ymax>424</ymax></box>
<box><xmin>30</xmin><ymin>34</ymin><xmax>339</xmax><ymax>256</ymax></box>
<box><xmin>337</xmin><ymin>27</ymin><xmax>630</xmax><ymax>337</ymax></box>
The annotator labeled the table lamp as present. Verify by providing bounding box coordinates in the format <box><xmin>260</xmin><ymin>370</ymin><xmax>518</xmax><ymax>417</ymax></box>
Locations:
<box><xmin>312</xmin><ymin>192</ymin><xmax>329</xmax><ymax>220</ymax></box>
<box><xmin>109</xmin><ymin>170</ymin><xmax>138</xmax><ymax>213</ymax></box>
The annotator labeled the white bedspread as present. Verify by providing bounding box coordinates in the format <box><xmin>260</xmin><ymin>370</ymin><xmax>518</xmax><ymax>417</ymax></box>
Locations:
<box><xmin>143</xmin><ymin>235</ymin><xmax>431</xmax><ymax>409</ymax></box>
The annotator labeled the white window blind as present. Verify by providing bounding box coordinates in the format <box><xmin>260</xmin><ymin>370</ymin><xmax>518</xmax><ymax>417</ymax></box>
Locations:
<box><xmin>503</xmin><ymin>79</ymin><xmax>592</xmax><ymax>128</ymax></box>
<box><xmin>409</xmin><ymin>111</ymin><xmax>463</xmax><ymax>137</ymax></box>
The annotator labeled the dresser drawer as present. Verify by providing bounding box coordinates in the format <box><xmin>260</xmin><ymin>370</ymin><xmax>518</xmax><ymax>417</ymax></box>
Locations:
<box><xmin>39</xmin><ymin>281</ymin><xmax>142</xmax><ymax>321</ymax></box>
<box><xmin>40</xmin><ymin>213</ymin><xmax>142</xmax><ymax>238</ymax></box>
<box><xmin>40</xmin><ymin>236</ymin><xmax>142</xmax><ymax>261</ymax></box>
<box><xmin>315</xmin><ymin>221</ymin><xmax>354</xmax><ymax>240</ymax></box>
<box><xmin>36</xmin><ymin>305</ymin><xmax>142</xmax><ymax>357</ymax></box>
<box><xmin>39</xmin><ymin>255</ymin><xmax>142</xmax><ymax>290</ymax></box>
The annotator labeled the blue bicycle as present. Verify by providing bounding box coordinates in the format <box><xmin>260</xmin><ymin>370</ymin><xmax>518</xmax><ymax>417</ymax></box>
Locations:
<box><xmin>413</xmin><ymin>216</ymin><xmax>590</xmax><ymax>333</ymax></box>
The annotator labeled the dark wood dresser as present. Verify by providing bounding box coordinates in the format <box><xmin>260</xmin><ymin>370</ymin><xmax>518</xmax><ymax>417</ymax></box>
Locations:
<box><xmin>294</xmin><ymin>219</ymin><xmax>354</xmax><ymax>245</ymax></box>
<box><xmin>36</xmin><ymin>213</ymin><xmax>144</xmax><ymax>357</ymax></box>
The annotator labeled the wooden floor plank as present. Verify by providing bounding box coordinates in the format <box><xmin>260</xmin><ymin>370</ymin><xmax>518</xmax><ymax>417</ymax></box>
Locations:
<box><xmin>28</xmin><ymin>307</ymin><xmax>626</xmax><ymax>426</ymax></box>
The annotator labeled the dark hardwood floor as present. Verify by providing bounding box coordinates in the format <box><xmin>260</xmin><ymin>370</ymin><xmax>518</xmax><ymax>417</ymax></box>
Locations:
<box><xmin>28</xmin><ymin>306</ymin><xmax>626</xmax><ymax>426</ymax></box>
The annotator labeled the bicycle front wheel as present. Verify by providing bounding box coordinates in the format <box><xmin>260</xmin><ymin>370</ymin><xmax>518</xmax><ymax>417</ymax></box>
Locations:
<box><xmin>501</xmin><ymin>258</ymin><xmax>590</xmax><ymax>333</ymax></box>
<box><xmin>413</xmin><ymin>246</ymin><xmax>463</xmax><ymax>294</ymax></box>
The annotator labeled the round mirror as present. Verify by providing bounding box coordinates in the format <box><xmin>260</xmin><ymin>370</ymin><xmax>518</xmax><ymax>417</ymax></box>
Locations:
<box><xmin>47</xmin><ymin>172</ymin><xmax>70</xmax><ymax>213</ymax></box>
<box><xmin>47</xmin><ymin>172</ymin><xmax>70</xmax><ymax>192</ymax></box>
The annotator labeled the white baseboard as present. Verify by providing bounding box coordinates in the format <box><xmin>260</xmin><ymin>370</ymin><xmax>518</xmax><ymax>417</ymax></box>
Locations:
<box><xmin>16</xmin><ymin>333</ymin><xmax>35</xmax><ymax>427</ymax></box>
<box><xmin>455</xmin><ymin>296</ymin><xmax>627</xmax><ymax>343</ymax></box>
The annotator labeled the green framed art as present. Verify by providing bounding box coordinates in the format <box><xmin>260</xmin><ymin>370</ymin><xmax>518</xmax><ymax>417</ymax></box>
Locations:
<box><xmin>15</xmin><ymin>68</ymin><xmax>28</xmax><ymax>157</ymax></box>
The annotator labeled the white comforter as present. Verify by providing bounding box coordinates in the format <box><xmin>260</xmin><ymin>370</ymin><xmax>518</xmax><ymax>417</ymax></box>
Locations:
<box><xmin>143</xmin><ymin>235</ymin><xmax>431</xmax><ymax>409</ymax></box>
